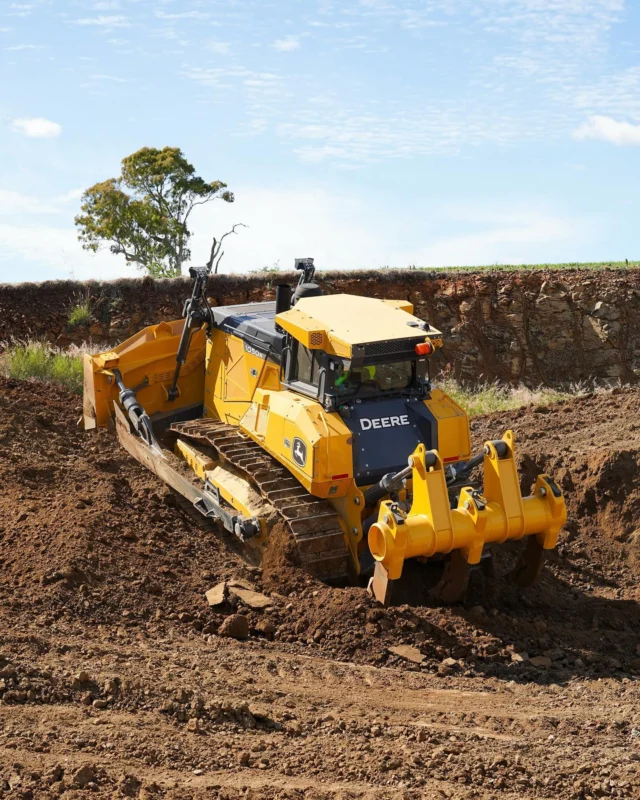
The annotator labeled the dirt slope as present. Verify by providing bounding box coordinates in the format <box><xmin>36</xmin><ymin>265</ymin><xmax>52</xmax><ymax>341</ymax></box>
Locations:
<box><xmin>0</xmin><ymin>376</ymin><xmax>638</xmax><ymax>799</ymax></box>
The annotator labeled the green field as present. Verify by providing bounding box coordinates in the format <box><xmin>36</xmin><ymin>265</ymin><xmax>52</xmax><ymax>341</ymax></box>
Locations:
<box><xmin>399</xmin><ymin>260</ymin><xmax>637</xmax><ymax>273</ymax></box>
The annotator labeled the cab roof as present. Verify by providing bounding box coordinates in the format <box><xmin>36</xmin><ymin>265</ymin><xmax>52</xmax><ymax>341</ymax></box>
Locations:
<box><xmin>275</xmin><ymin>294</ymin><xmax>441</xmax><ymax>359</ymax></box>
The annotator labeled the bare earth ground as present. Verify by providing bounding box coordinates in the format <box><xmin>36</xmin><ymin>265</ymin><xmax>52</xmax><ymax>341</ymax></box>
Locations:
<box><xmin>0</xmin><ymin>376</ymin><xmax>638</xmax><ymax>799</ymax></box>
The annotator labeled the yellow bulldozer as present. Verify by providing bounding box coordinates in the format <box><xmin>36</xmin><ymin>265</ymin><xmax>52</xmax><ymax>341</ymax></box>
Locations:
<box><xmin>83</xmin><ymin>259</ymin><xmax>566</xmax><ymax>605</ymax></box>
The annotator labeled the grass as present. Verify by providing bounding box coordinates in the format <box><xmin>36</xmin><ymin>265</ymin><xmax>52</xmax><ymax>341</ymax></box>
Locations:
<box><xmin>402</xmin><ymin>260</ymin><xmax>638</xmax><ymax>274</ymax></box>
<box><xmin>1</xmin><ymin>341</ymin><xmax>85</xmax><ymax>395</ymax></box>
<box><xmin>68</xmin><ymin>300</ymin><xmax>92</xmax><ymax>328</ymax></box>
<box><xmin>67</xmin><ymin>289</ymin><xmax>94</xmax><ymax>328</ymax></box>
<box><xmin>434</xmin><ymin>378</ymin><xmax>586</xmax><ymax>417</ymax></box>
<box><xmin>0</xmin><ymin>339</ymin><xmax>612</xmax><ymax>413</ymax></box>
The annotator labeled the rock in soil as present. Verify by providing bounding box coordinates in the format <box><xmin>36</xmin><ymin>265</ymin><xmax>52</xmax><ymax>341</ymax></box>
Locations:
<box><xmin>205</xmin><ymin>582</ymin><xmax>227</xmax><ymax>606</ymax></box>
<box><xmin>218</xmin><ymin>613</ymin><xmax>250</xmax><ymax>640</ymax></box>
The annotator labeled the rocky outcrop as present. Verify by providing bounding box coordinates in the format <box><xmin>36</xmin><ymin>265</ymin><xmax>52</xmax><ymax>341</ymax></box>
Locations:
<box><xmin>1</xmin><ymin>268</ymin><xmax>639</xmax><ymax>386</ymax></box>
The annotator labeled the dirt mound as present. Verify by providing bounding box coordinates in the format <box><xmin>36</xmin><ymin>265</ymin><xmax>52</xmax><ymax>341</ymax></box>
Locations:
<box><xmin>0</xmin><ymin>376</ymin><xmax>638</xmax><ymax>681</ymax></box>
<box><xmin>0</xmin><ymin>376</ymin><xmax>249</xmax><ymax>630</ymax></box>
<box><xmin>471</xmin><ymin>388</ymin><xmax>640</xmax><ymax>583</ymax></box>
<box><xmin>573</xmin><ymin>449</ymin><xmax>640</xmax><ymax>543</ymax></box>
<box><xmin>260</xmin><ymin>522</ymin><xmax>304</xmax><ymax>596</ymax></box>
<box><xmin>1</xmin><ymin>377</ymin><xmax>639</xmax><ymax>797</ymax></box>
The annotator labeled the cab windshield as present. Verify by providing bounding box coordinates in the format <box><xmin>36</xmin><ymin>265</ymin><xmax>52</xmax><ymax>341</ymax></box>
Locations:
<box><xmin>333</xmin><ymin>359</ymin><xmax>414</xmax><ymax>396</ymax></box>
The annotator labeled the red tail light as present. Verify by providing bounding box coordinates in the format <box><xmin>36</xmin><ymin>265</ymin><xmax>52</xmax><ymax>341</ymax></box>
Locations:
<box><xmin>415</xmin><ymin>340</ymin><xmax>434</xmax><ymax>356</ymax></box>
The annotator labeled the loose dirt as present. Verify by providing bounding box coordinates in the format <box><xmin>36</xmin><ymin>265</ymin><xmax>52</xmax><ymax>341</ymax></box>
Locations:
<box><xmin>0</xmin><ymin>376</ymin><xmax>638</xmax><ymax>799</ymax></box>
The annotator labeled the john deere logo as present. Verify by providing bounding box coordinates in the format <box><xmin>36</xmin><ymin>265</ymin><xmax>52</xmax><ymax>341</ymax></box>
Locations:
<box><xmin>292</xmin><ymin>437</ymin><xmax>307</xmax><ymax>467</ymax></box>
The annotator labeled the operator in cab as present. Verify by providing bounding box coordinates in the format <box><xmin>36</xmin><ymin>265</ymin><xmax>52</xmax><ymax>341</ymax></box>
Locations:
<box><xmin>334</xmin><ymin>361</ymin><xmax>414</xmax><ymax>396</ymax></box>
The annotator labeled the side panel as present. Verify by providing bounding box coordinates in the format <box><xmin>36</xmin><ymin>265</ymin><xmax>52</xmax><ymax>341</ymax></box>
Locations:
<box><xmin>424</xmin><ymin>388</ymin><xmax>472</xmax><ymax>463</ymax></box>
<box><xmin>240</xmin><ymin>388</ymin><xmax>354</xmax><ymax>499</ymax></box>
<box><xmin>204</xmin><ymin>330</ymin><xmax>281</xmax><ymax>424</ymax></box>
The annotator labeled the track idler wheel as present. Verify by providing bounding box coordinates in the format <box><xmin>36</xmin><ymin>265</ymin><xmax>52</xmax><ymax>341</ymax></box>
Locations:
<box><xmin>430</xmin><ymin>550</ymin><xmax>470</xmax><ymax>604</ymax></box>
<box><xmin>508</xmin><ymin>535</ymin><xmax>546</xmax><ymax>588</ymax></box>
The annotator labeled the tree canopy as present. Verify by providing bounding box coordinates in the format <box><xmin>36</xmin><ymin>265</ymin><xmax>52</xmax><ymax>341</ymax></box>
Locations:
<box><xmin>75</xmin><ymin>147</ymin><xmax>234</xmax><ymax>278</ymax></box>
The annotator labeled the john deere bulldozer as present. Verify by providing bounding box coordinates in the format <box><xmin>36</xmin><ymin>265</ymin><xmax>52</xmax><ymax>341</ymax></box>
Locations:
<box><xmin>83</xmin><ymin>259</ymin><xmax>566</xmax><ymax>604</ymax></box>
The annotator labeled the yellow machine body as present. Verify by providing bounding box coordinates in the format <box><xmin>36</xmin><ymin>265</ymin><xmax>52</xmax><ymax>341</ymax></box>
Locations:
<box><xmin>83</xmin><ymin>283</ymin><xmax>567</xmax><ymax>603</ymax></box>
<box><xmin>274</xmin><ymin>294</ymin><xmax>442</xmax><ymax>358</ymax></box>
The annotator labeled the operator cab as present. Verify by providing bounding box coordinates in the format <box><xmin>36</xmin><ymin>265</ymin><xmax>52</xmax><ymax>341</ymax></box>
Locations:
<box><xmin>281</xmin><ymin>338</ymin><xmax>439</xmax><ymax>484</ymax></box>
<box><xmin>285</xmin><ymin>340</ymin><xmax>430</xmax><ymax>410</ymax></box>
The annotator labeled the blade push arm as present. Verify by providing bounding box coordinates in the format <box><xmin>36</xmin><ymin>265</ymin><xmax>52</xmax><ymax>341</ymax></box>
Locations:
<box><xmin>112</xmin><ymin>369</ymin><xmax>159</xmax><ymax>448</ymax></box>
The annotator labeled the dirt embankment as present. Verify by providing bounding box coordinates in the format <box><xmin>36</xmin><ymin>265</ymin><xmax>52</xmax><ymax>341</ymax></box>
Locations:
<box><xmin>0</xmin><ymin>376</ymin><xmax>638</xmax><ymax>798</ymax></box>
<box><xmin>2</xmin><ymin>267</ymin><xmax>640</xmax><ymax>386</ymax></box>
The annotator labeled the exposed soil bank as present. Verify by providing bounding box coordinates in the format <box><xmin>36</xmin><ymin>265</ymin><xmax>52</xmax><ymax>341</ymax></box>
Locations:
<box><xmin>2</xmin><ymin>267</ymin><xmax>640</xmax><ymax>385</ymax></box>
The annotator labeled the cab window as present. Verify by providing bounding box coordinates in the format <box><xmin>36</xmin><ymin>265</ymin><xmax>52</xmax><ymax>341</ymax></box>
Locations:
<box><xmin>334</xmin><ymin>360</ymin><xmax>414</xmax><ymax>396</ymax></box>
<box><xmin>294</xmin><ymin>343</ymin><xmax>320</xmax><ymax>387</ymax></box>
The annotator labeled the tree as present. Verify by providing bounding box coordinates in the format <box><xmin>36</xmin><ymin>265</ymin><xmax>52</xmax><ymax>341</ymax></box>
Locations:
<box><xmin>206</xmin><ymin>223</ymin><xmax>247</xmax><ymax>274</ymax></box>
<box><xmin>75</xmin><ymin>146</ymin><xmax>235</xmax><ymax>278</ymax></box>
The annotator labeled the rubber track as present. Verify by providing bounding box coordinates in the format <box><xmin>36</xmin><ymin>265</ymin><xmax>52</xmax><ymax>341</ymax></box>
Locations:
<box><xmin>170</xmin><ymin>419</ymin><xmax>349</xmax><ymax>581</ymax></box>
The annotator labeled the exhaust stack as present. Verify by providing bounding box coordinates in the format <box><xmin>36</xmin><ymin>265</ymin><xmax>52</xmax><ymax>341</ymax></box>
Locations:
<box><xmin>275</xmin><ymin>284</ymin><xmax>292</xmax><ymax>333</ymax></box>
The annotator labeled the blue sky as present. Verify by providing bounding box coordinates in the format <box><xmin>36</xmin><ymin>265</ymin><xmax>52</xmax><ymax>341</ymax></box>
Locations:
<box><xmin>0</xmin><ymin>0</ymin><xmax>639</xmax><ymax>281</ymax></box>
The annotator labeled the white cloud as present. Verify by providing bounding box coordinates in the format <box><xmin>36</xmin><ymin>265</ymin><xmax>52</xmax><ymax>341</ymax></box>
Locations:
<box><xmin>0</xmin><ymin>184</ymin><xmax>597</xmax><ymax>281</ymax></box>
<box><xmin>278</xmin><ymin>103</ymin><xmax>520</xmax><ymax>163</ymax></box>
<box><xmin>8</xmin><ymin>3</ymin><xmax>35</xmax><ymax>17</ymax></box>
<box><xmin>187</xmin><ymin>188</ymin><xmax>590</xmax><ymax>273</ymax></box>
<box><xmin>0</xmin><ymin>223</ymin><xmax>136</xmax><ymax>282</ymax></box>
<box><xmin>89</xmin><ymin>73</ymin><xmax>127</xmax><ymax>82</ymax></box>
<box><xmin>155</xmin><ymin>9</ymin><xmax>209</xmax><ymax>20</ymax></box>
<box><xmin>296</xmin><ymin>0</ymin><xmax>628</xmax><ymax>163</ymax></box>
<box><xmin>6</xmin><ymin>43</ymin><xmax>39</xmax><ymax>51</ymax></box>
<box><xmin>183</xmin><ymin>65</ymin><xmax>282</xmax><ymax>95</ymax></box>
<box><xmin>573</xmin><ymin>115</ymin><xmax>640</xmax><ymax>146</ymax></box>
<box><xmin>54</xmin><ymin>188</ymin><xmax>84</xmax><ymax>204</ymax></box>
<box><xmin>184</xmin><ymin>61</ymin><xmax>524</xmax><ymax>162</ymax></box>
<box><xmin>188</xmin><ymin>187</ymin><xmax>386</xmax><ymax>273</ymax></box>
<box><xmin>0</xmin><ymin>189</ymin><xmax>60</xmax><ymax>215</ymax></box>
<box><xmin>71</xmin><ymin>15</ymin><xmax>129</xmax><ymax>27</ymax></box>
<box><xmin>177</xmin><ymin>0</ymin><xmax>634</xmax><ymax>166</ymax></box>
<box><xmin>575</xmin><ymin>67</ymin><xmax>640</xmax><ymax>122</ymax></box>
<box><xmin>272</xmin><ymin>36</ymin><xmax>300</xmax><ymax>52</ymax></box>
<box><xmin>11</xmin><ymin>117</ymin><xmax>62</xmax><ymax>138</ymax></box>
<box><xmin>0</xmin><ymin>185</ymin><xmax>83</xmax><ymax>217</ymax></box>
<box><xmin>206</xmin><ymin>39</ymin><xmax>231</xmax><ymax>55</ymax></box>
<box><xmin>394</xmin><ymin>207</ymin><xmax>590</xmax><ymax>267</ymax></box>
